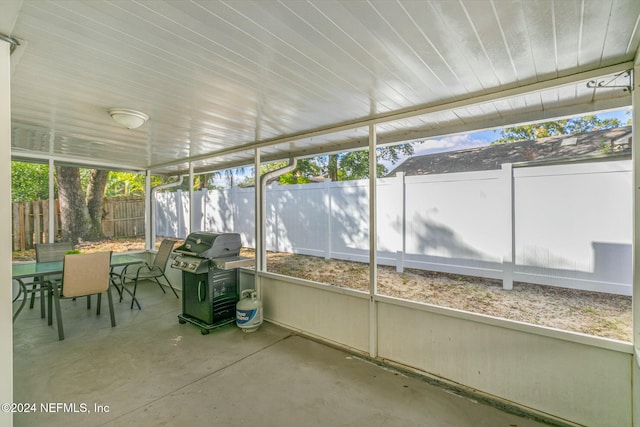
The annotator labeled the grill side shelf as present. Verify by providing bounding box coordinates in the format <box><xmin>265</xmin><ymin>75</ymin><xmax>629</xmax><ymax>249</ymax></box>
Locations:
<box><xmin>210</xmin><ymin>256</ymin><xmax>255</xmax><ymax>270</ymax></box>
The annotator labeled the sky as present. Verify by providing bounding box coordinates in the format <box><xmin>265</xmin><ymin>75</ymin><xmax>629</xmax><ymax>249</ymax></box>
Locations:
<box><xmin>385</xmin><ymin>107</ymin><xmax>632</xmax><ymax>170</ymax></box>
<box><xmin>212</xmin><ymin>107</ymin><xmax>632</xmax><ymax>186</ymax></box>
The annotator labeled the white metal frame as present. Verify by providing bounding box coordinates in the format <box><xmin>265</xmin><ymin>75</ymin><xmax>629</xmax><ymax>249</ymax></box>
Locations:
<box><xmin>4</xmin><ymin>42</ymin><xmax>639</xmax><ymax>427</ymax></box>
<box><xmin>1</xmin><ymin>38</ymin><xmax>13</xmax><ymax>427</ymax></box>
<box><xmin>632</xmin><ymin>58</ymin><xmax>640</xmax><ymax>427</ymax></box>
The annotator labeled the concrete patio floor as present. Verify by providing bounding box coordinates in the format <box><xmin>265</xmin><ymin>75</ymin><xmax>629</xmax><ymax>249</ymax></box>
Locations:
<box><xmin>13</xmin><ymin>281</ymin><xmax>555</xmax><ymax>427</ymax></box>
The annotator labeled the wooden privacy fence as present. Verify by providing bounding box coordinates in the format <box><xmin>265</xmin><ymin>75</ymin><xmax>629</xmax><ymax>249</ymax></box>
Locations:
<box><xmin>12</xmin><ymin>197</ymin><xmax>145</xmax><ymax>251</ymax></box>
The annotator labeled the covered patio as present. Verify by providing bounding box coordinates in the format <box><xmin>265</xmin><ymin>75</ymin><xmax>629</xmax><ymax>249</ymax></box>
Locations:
<box><xmin>12</xmin><ymin>283</ymin><xmax>549</xmax><ymax>427</ymax></box>
<box><xmin>2</xmin><ymin>1</ymin><xmax>640</xmax><ymax>426</ymax></box>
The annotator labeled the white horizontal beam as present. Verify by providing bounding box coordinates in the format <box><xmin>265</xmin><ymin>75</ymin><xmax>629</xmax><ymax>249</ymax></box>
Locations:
<box><xmin>11</xmin><ymin>149</ymin><xmax>145</xmax><ymax>172</ymax></box>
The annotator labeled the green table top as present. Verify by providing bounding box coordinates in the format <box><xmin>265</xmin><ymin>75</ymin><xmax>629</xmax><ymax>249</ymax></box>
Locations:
<box><xmin>12</xmin><ymin>254</ymin><xmax>144</xmax><ymax>279</ymax></box>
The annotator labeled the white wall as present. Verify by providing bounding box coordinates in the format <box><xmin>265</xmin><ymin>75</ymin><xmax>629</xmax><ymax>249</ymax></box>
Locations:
<box><xmin>376</xmin><ymin>299</ymin><xmax>633</xmax><ymax>427</ymax></box>
<box><xmin>261</xmin><ymin>273</ymin><xmax>370</xmax><ymax>353</ymax></box>
<box><xmin>260</xmin><ymin>274</ymin><xmax>634</xmax><ymax>426</ymax></box>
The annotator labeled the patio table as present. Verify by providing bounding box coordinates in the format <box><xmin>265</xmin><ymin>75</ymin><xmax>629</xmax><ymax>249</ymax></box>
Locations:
<box><xmin>12</xmin><ymin>254</ymin><xmax>144</xmax><ymax>322</ymax></box>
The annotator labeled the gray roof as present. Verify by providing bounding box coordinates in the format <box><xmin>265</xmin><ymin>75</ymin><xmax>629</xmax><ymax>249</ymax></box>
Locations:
<box><xmin>387</xmin><ymin>126</ymin><xmax>632</xmax><ymax>177</ymax></box>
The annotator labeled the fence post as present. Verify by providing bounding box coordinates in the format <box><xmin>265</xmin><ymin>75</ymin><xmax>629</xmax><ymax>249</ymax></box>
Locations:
<box><xmin>12</xmin><ymin>203</ymin><xmax>20</xmax><ymax>251</ymax></box>
<box><xmin>42</xmin><ymin>200</ymin><xmax>50</xmax><ymax>243</ymax></box>
<box><xmin>32</xmin><ymin>201</ymin><xmax>41</xmax><ymax>245</ymax></box>
<box><xmin>502</xmin><ymin>163</ymin><xmax>514</xmax><ymax>290</ymax></box>
<box><xmin>396</xmin><ymin>172</ymin><xmax>406</xmax><ymax>273</ymax></box>
<box><xmin>230</xmin><ymin>185</ymin><xmax>238</xmax><ymax>234</ymax></box>
<box><xmin>324</xmin><ymin>178</ymin><xmax>332</xmax><ymax>260</ymax></box>
<box><xmin>176</xmin><ymin>190</ymin><xmax>184</xmax><ymax>239</ymax></box>
<box><xmin>23</xmin><ymin>202</ymin><xmax>31</xmax><ymax>249</ymax></box>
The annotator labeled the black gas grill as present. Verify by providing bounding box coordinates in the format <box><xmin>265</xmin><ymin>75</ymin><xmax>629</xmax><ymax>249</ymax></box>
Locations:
<box><xmin>171</xmin><ymin>232</ymin><xmax>254</xmax><ymax>334</ymax></box>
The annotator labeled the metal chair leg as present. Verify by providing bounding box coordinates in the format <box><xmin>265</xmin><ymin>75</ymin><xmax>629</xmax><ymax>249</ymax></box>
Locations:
<box><xmin>107</xmin><ymin>288</ymin><xmax>116</xmax><ymax>327</ymax></box>
<box><xmin>130</xmin><ymin>278</ymin><xmax>139</xmax><ymax>310</ymax></box>
<box><xmin>162</xmin><ymin>273</ymin><xmax>180</xmax><ymax>298</ymax></box>
<box><xmin>39</xmin><ymin>285</ymin><xmax>46</xmax><ymax>318</ymax></box>
<box><xmin>29</xmin><ymin>283</ymin><xmax>37</xmax><ymax>309</ymax></box>
<box><xmin>48</xmin><ymin>285</ymin><xmax>53</xmax><ymax>326</ymax></box>
<box><xmin>12</xmin><ymin>279</ymin><xmax>28</xmax><ymax>323</ymax></box>
<box><xmin>153</xmin><ymin>277</ymin><xmax>167</xmax><ymax>294</ymax></box>
<box><xmin>118</xmin><ymin>275</ymin><xmax>141</xmax><ymax>310</ymax></box>
<box><xmin>52</xmin><ymin>286</ymin><xmax>64</xmax><ymax>341</ymax></box>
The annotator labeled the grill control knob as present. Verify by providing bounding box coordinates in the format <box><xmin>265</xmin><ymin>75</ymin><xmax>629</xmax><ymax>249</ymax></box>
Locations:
<box><xmin>188</xmin><ymin>263</ymin><xmax>195</xmax><ymax>270</ymax></box>
<box><xmin>180</xmin><ymin>261</ymin><xmax>188</xmax><ymax>268</ymax></box>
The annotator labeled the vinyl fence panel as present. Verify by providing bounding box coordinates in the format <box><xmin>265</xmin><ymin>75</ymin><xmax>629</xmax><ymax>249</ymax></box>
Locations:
<box><xmin>154</xmin><ymin>160</ymin><xmax>632</xmax><ymax>295</ymax></box>
<box><xmin>402</xmin><ymin>170</ymin><xmax>507</xmax><ymax>279</ymax></box>
<box><xmin>266</xmin><ymin>182</ymin><xmax>329</xmax><ymax>257</ymax></box>
<box><xmin>513</xmin><ymin>160</ymin><xmax>632</xmax><ymax>294</ymax></box>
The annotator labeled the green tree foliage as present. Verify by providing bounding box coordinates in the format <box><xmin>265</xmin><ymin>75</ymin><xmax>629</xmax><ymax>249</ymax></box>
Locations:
<box><xmin>105</xmin><ymin>172</ymin><xmax>145</xmax><ymax>197</ymax></box>
<box><xmin>239</xmin><ymin>162</ymin><xmax>291</xmax><ymax>187</ymax></box>
<box><xmin>239</xmin><ymin>143</ymin><xmax>417</xmax><ymax>186</ymax></box>
<box><xmin>211</xmin><ymin>168</ymin><xmax>249</xmax><ymax>188</ymax></box>
<box><xmin>12</xmin><ymin>164</ymin><xmax>174</xmax><ymax>202</ymax></box>
<box><xmin>492</xmin><ymin>114</ymin><xmax>622</xmax><ymax>144</ymax></box>
<box><xmin>105</xmin><ymin>172</ymin><xmax>170</xmax><ymax>197</ymax></box>
<box><xmin>11</xmin><ymin>161</ymin><xmax>50</xmax><ymax>202</ymax></box>
<box><xmin>277</xmin><ymin>143</ymin><xmax>417</xmax><ymax>184</ymax></box>
<box><xmin>12</xmin><ymin>163</ymin><xmax>173</xmax><ymax>243</ymax></box>
<box><xmin>278</xmin><ymin>159</ymin><xmax>323</xmax><ymax>184</ymax></box>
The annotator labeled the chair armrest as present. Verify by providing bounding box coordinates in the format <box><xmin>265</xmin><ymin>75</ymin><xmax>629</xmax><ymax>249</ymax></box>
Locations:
<box><xmin>121</xmin><ymin>262</ymin><xmax>153</xmax><ymax>280</ymax></box>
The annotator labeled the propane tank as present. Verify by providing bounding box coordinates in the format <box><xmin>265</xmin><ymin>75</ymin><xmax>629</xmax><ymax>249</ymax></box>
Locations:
<box><xmin>236</xmin><ymin>289</ymin><xmax>263</xmax><ymax>333</ymax></box>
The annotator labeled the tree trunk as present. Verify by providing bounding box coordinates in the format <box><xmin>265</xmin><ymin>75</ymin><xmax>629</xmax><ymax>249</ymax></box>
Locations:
<box><xmin>328</xmin><ymin>154</ymin><xmax>338</xmax><ymax>182</ymax></box>
<box><xmin>86</xmin><ymin>169</ymin><xmax>109</xmax><ymax>240</ymax></box>
<box><xmin>55</xmin><ymin>166</ymin><xmax>91</xmax><ymax>244</ymax></box>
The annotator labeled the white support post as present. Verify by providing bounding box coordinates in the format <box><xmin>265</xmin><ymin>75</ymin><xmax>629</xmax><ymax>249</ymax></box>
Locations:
<box><xmin>254</xmin><ymin>148</ymin><xmax>263</xmax><ymax>296</ymax></box>
<box><xmin>188</xmin><ymin>163</ymin><xmax>194</xmax><ymax>234</ymax></box>
<box><xmin>0</xmin><ymin>38</ymin><xmax>13</xmax><ymax>427</ymax></box>
<box><xmin>502</xmin><ymin>163</ymin><xmax>514</xmax><ymax>290</ymax></box>
<box><xmin>254</xmin><ymin>151</ymin><xmax>262</xmax><ymax>260</ymax></box>
<box><xmin>631</xmin><ymin>61</ymin><xmax>640</xmax><ymax>427</ymax></box>
<box><xmin>369</xmin><ymin>124</ymin><xmax>378</xmax><ymax>358</ymax></box>
<box><xmin>145</xmin><ymin>170</ymin><xmax>152</xmax><ymax>250</ymax></box>
<box><xmin>48</xmin><ymin>158</ymin><xmax>55</xmax><ymax>242</ymax></box>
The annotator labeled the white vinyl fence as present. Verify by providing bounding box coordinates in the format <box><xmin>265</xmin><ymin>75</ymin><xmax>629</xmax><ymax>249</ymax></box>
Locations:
<box><xmin>155</xmin><ymin>160</ymin><xmax>632</xmax><ymax>296</ymax></box>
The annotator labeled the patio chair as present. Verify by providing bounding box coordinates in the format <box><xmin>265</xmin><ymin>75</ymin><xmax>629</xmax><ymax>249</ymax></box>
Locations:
<box><xmin>49</xmin><ymin>251</ymin><xmax>115</xmax><ymax>340</ymax></box>
<box><xmin>31</xmin><ymin>242</ymin><xmax>74</xmax><ymax>318</ymax></box>
<box><xmin>120</xmin><ymin>239</ymin><xmax>179</xmax><ymax>309</ymax></box>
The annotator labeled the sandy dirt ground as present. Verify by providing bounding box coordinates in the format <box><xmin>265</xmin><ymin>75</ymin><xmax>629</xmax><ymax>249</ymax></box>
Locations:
<box><xmin>263</xmin><ymin>251</ymin><xmax>632</xmax><ymax>342</ymax></box>
<box><xmin>13</xmin><ymin>239</ymin><xmax>632</xmax><ymax>342</ymax></box>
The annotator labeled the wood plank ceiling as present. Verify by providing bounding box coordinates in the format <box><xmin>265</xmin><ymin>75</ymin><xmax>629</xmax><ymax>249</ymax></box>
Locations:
<box><xmin>4</xmin><ymin>0</ymin><xmax>640</xmax><ymax>175</ymax></box>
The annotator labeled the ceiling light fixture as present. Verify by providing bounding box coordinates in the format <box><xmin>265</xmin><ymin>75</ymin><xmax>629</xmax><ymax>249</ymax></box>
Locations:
<box><xmin>108</xmin><ymin>108</ymin><xmax>149</xmax><ymax>129</ymax></box>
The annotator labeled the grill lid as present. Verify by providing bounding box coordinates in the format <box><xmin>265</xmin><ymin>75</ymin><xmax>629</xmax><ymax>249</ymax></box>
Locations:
<box><xmin>174</xmin><ymin>232</ymin><xmax>241</xmax><ymax>259</ymax></box>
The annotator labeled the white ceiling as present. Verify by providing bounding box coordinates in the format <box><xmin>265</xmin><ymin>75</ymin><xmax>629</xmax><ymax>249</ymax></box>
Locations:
<box><xmin>4</xmin><ymin>0</ymin><xmax>639</xmax><ymax>175</ymax></box>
